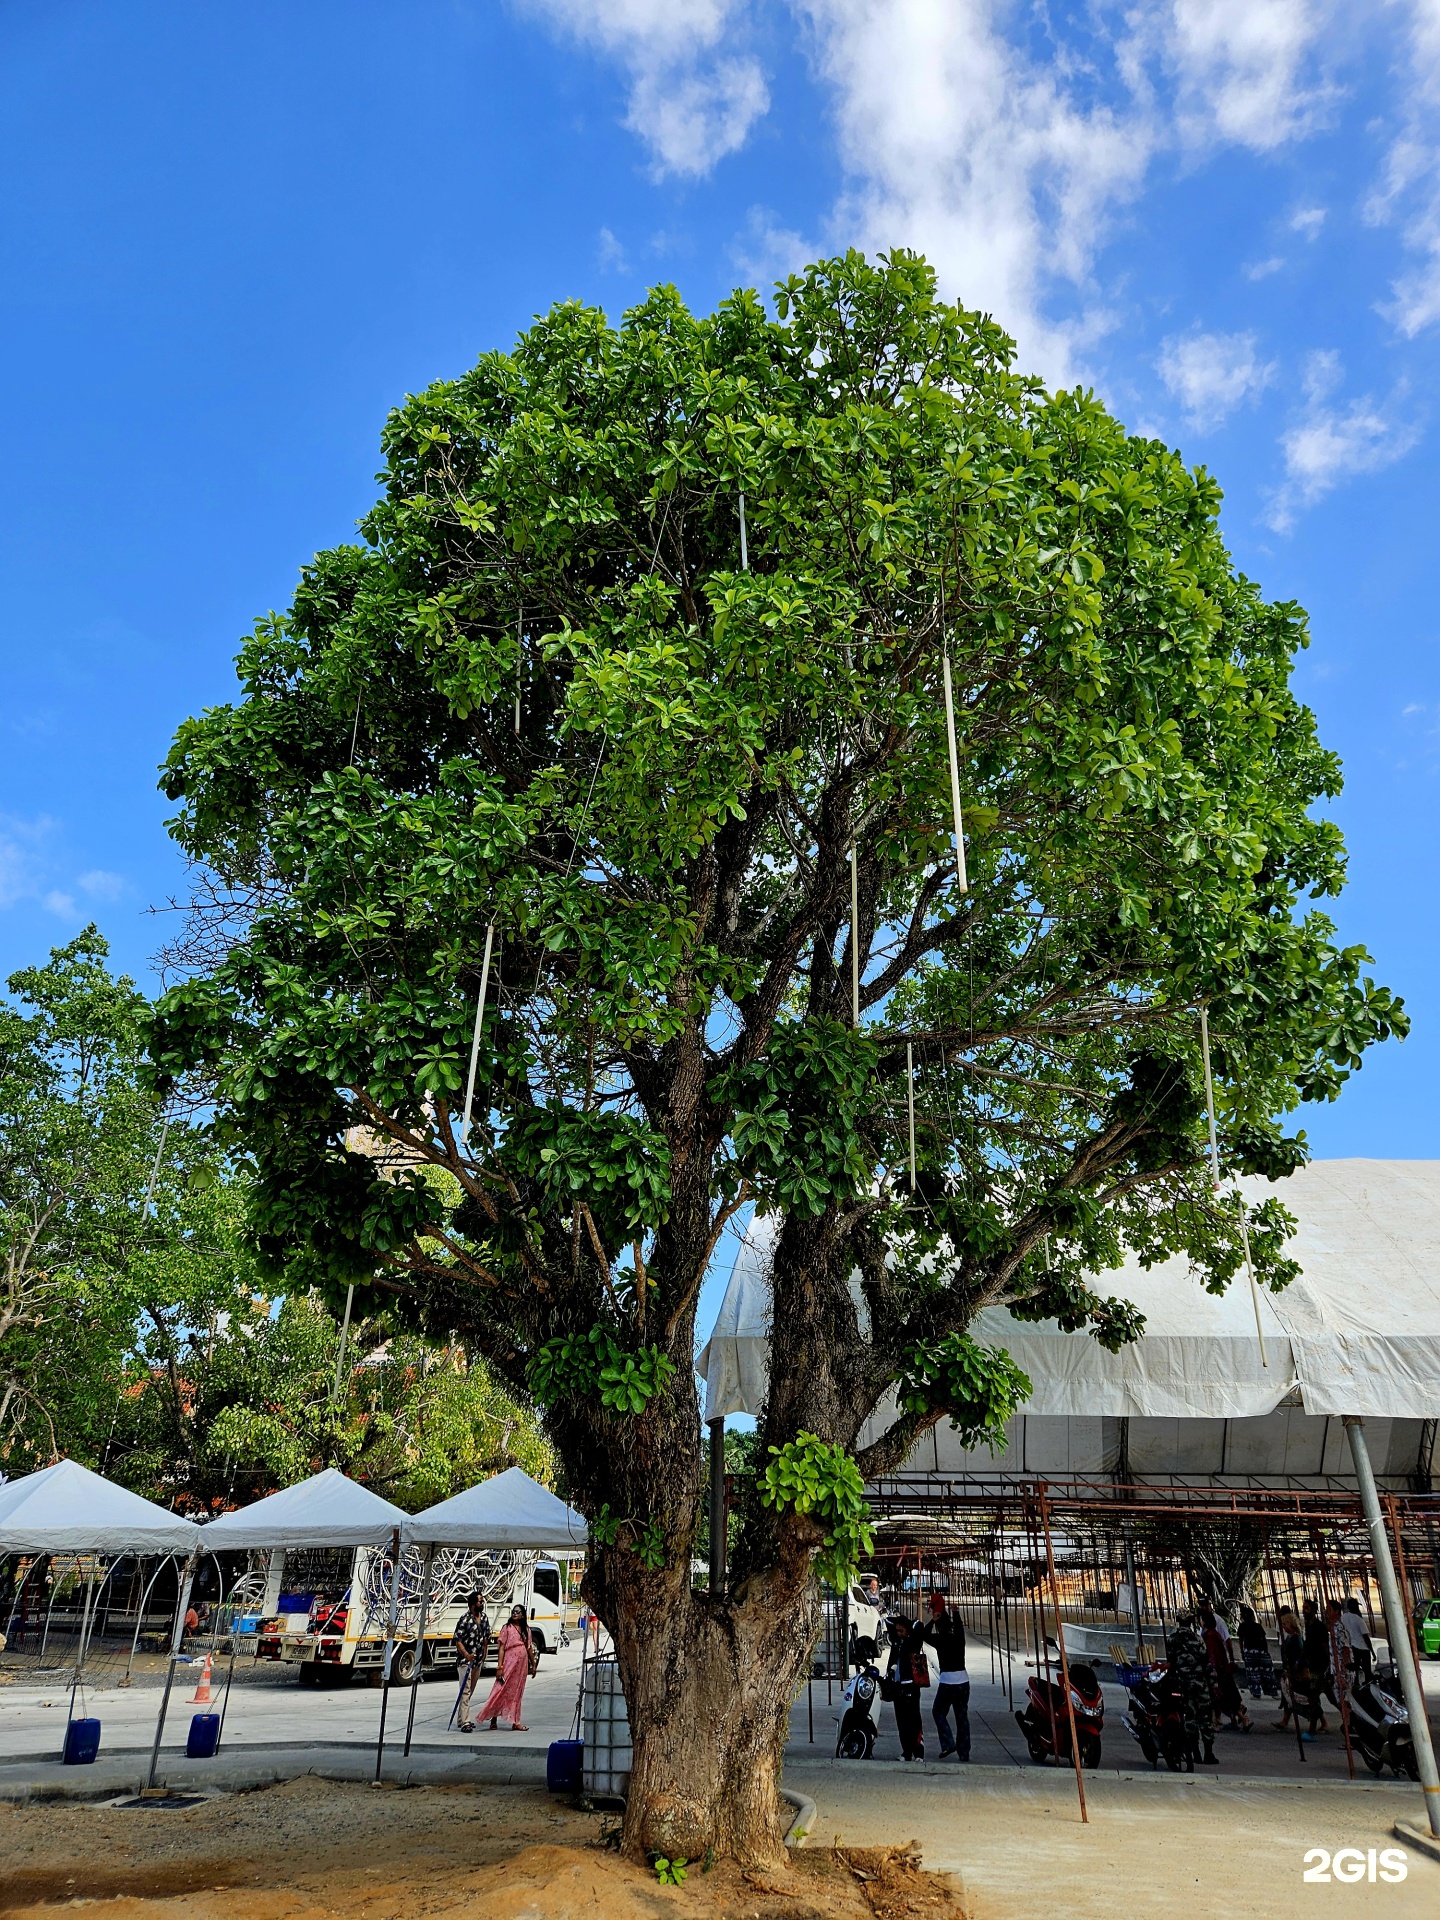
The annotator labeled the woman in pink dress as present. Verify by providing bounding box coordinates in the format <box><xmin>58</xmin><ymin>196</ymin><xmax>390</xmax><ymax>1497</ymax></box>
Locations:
<box><xmin>476</xmin><ymin>1605</ymin><xmax>533</xmax><ymax>1731</ymax></box>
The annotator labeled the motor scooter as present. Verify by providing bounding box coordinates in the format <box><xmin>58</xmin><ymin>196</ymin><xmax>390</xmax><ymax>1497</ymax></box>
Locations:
<box><xmin>1346</xmin><ymin>1662</ymin><xmax>1418</xmax><ymax>1779</ymax></box>
<box><xmin>1120</xmin><ymin>1658</ymin><xmax>1190</xmax><ymax>1772</ymax></box>
<box><xmin>1015</xmin><ymin>1643</ymin><xmax>1104</xmax><ymax>1767</ymax></box>
<box><xmin>836</xmin><ymin>1636</ymin><xmax>883</xmax><ymax>1758</ymax></box>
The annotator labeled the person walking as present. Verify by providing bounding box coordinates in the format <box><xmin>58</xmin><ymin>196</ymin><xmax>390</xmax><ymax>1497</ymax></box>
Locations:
<box><xmin>1341</xmin><ymin>1597</ymin><xmax>1373</xmax><ymax>1681</ymax></box>
<box><xmin>453</xmin><ymin>1592</ymin><xmax>490</xmax><ymax>1733</ymax></box>
<box><xmin>1166</xmin><ymin>1612</ymin><xmax>1218</xmax><ymax>1765</ymax></box>
<box><xmin>1302</xmin><ymin>1598</ymin><xmax>1334</xmax><ymax>1719</ymax></box>
<box><xmin>1278</xmin><ymin>1606</ymin><xmax>1326</xmax><ymax>1737</ymax></box>
<box><xmin>885</xmin><ymin>1618</ymin><xmax>927</xmax><ymax>1761</ymax></box>
<box><xmin>921</xmin><ymin>1585</ymin><xmax>970</xmax><ymax>1761</ymax></box>
<box><xmin>1200</xmin><ymin>1606</ymin><xmax>1251</xmax><ymax>1731</ymax></box>
<box><xmin>1235</xmin><ymin>1604</ymin><xmax>1276</xmax><ymax>1698</ymax></box>
<box><xmin>475</xmin><ymin>1603</ymin><xmax>535</xmax><ymax>1732</ymax></box>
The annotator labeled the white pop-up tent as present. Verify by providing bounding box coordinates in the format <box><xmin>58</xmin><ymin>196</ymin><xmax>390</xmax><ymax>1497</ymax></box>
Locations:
<box><xmin>0</xmin><ymin>1458</ymin><xmax>202</xmax><ymax>1555</ymax></box>
<box><xmin>402</xmin><ymin>1466</ymin><xmax>587</xmax><ymax>1550</ymax></box>
<box><xmin>0</xmin><ymin>1459</ymin><xmax>203</xmax><ymax>1766</ymax></box>
<box><xmin>395</xmin><ymin>1467</ymin><xmax>586</xmax><ymax>1757</ymax></box>
<box><xmin>199</xmin><ymin>1467</ymin><xmax>407</xmax><ymax>1549</ymax></box>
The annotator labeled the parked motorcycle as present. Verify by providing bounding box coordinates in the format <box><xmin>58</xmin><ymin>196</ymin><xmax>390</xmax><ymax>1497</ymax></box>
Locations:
<box><xmin>1015</xmin><ymin>1646</ymin><xmax>1105</xmax><ymax>1766</ymax></box>
<box><xmin>836</xmin><ymin>1635</ymin><xmax>883</xmax><ymax>1759</ymax></box>
<box><xmin>1346</xmin><ymin>1662</ymin><xmax>1419</xmax><ymax>1780</ymax></box>
<box><xmin>1119</xmin><ymin>1658</ymin><xmax>1191</xmax><ymax>1772</ymax></box>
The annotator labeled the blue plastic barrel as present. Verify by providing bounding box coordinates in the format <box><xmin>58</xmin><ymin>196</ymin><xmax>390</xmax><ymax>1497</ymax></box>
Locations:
<box><xmin>63</xmin><ymin>1717</ymin><xmax>101</xmax><ymax>1765</ymax></box>
<box><xmin>187</xmin><ymin>1712</ymin><xmax>221</xmax><ymax>1758</ymax></box>
<box><xmin>546</xmin><ymin>1738</ymin><xmax>583</xmax><ymax>1793</ymax></box>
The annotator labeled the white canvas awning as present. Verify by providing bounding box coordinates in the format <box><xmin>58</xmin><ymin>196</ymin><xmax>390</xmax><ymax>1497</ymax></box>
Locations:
<box><xmin>696</xmin><ymin>1162</ymin><xmax>1440</xmax><ymax>1476</ymax></box>
<box><xmin>0</xmin><ymin>1459</ymin><xmax>203</xmax><ymax>1556</ymax></box>
<box><xmin>200</xmin><ymin>1468</ymin><xmax>407</xmax><ymax>1548</ymax></box>
<box><xmin>401</xmin><ymin>1466</ymin><xmax>587</xmax><ymax>1551</ymax></box>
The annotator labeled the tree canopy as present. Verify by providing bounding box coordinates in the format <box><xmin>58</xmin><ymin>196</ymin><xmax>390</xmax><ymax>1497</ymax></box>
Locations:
<box><xmin>148</xmin><ymin>250</ymin><xmax>1403</xmax><ymax>1858</ymax></box>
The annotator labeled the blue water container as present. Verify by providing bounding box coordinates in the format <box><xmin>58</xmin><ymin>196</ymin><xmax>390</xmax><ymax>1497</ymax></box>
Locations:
<box><xmin>546</xmin><ymin>1738</ymin><xmax>583</xmax><ymax>1793</ymax></box>
<box><xmin>187</xmin><ymin>1713</ymin><xmax>221</xmax><ymax>1758</ymax></box>
<box><xmin>63</xmin><ymin>1717</ymin><xmax>101</xmax><ymax>1765</ymax></box>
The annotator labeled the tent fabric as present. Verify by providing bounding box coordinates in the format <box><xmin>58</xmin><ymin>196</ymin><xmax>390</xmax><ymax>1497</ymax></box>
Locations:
<box><xmin>401</xmin><ymin>1466</ymin><xmax>587</xmax><ymax>1550</ymax></box>
<box><xmin>200</xmin><ymin>1468</ymin><xmax>407</xmax><ymax>1548</ymax></box>
<box><xmin>697</xmin><ymin>1161</ymin><xmax>1440</xmax><ymax>1426</ymax></box>
<box><xmin>0</xmin><ymin>1459</ymin><xmax>202</xmax><ymax>1555</ymax></box>
<box><xmin>695</xmin><ymin>1215</ymin><xmax>777</xmax><ymax>1422</ymax></box>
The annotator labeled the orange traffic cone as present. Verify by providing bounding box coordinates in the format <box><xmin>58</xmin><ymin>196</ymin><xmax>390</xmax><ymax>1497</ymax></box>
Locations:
<box><xmin>189</xmin><ymin>1653</ymin><xmax>214</xmax><ymax>1706</ymax></box>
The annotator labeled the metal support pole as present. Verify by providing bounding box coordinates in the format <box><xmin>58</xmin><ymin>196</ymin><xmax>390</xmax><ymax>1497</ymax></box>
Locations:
<box><xmin>403</xmin><ymin>1548</ymin><xmax>436</xmax><ymax>1758</ymax></box>
<box><xmin>1123</xmin><ymin>1530</ymin><xmax>1144</xmax><ymax>1660</ymax></box>
<box><xmin>708</xmin><ymin>1417</ymin><xmax>726</xmax><ymax>1594</ymax></box>
<box><xmin>64</xmin><ymin>1562</ymin><xmax>101</xmax><ymax>1749</ymax></box>
<box><xmin>373</xmin><ymin>1529</ymin><xmax>404</xmax><ymax>1784</ymax></box>
<box><xmin>1344</xmin><ymin>1417</ymin><xmax>1440</xmax><ymax>1837</ymax></box>
<box><xmin>147</xmin><ymin>1552</ymin><xmax>198</xmax><ymax>1790</ymax></box>
<box><xmin>1037</xmin><ymin>1486</ymin><xmax>1088</xmax><ymax>1823</ymax></box>
<box><xmin>460</xmin><ymin>922</ymin><xmax>496</xmax><ymax>1148</ymax></box>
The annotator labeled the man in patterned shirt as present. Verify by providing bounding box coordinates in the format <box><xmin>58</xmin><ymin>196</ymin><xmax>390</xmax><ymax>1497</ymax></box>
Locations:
<box><xmin>454</xmin><ymin>1593</ymin><xmax>490</xmax><ymax>1733</ymax></box>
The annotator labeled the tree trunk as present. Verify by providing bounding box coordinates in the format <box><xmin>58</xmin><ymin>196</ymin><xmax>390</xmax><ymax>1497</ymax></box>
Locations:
<box><xmin>592</xmin><ymin>1552</ymin><xmax>819</xmax><ymax>1868</ymax></box>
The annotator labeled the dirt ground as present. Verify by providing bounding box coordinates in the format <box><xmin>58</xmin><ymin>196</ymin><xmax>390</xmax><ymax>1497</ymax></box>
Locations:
<box><xmin>0</xmin><ymin>1776</ymin><xmax>963</xmax><ymax>1920</ymax></box>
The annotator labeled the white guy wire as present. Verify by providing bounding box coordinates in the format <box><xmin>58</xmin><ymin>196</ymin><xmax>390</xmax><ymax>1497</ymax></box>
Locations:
<box><xmin>906</xmin><ymin>1042</ymin><xmax>916</xmax><ymax>1191</ymax></box>
<box><xmin>460</xmin><ymin>923</ymin><xmax>496</xmax><ymax>1148</ymax></box>
<box><xmin>850</xmin><ymin>844</ymin><xmax>860</xmax><ymax>1026</ymax></box>
<box><xmin>515</xmin><ymin>610</ymin><xmax>522</xmax><ymax>736</ymax></box>
<box><xmin>940</xmin><ymin>653</ymin><xmax>968</xmax><ymax>896</ymax></box>
<box><xmin>739</xmin><ymin>492</ymin><xmax>748</xmax><ymax>571</ymax></box>
<box><xmin>1200</xmin><ymin>1007</ymin><xmax>1268</xmax><ymax>1367</ymax></box>
<box><xmin>142</xmin><ymin>1119</ymin><xmax>170</xmax><ymax>1221</ymax></box>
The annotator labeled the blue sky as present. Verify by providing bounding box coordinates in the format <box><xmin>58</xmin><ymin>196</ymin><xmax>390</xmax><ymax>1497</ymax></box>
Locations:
<box><xmin>3</xmin><ymin>0</ymin><xmax>1439</xmax><ymax>1172</ymax></box>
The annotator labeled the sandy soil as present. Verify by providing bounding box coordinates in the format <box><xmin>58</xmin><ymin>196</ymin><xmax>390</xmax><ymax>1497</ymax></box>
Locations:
<box><xmin>0</xmin><ymin>1776</ymin><xmax>964</xmax><ymax>1920</ymax></box>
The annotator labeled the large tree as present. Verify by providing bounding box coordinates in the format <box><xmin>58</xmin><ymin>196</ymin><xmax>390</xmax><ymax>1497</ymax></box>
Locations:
<box><xmin>150</xmin><ymin>253</ymin><xmax>1402</xmax><ymax>1862</ymax></box>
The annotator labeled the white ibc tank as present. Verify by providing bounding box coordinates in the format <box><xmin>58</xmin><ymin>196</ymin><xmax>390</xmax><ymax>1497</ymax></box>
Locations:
<box><xmin>581</xmin><ymin>1655</ymin><xmax>632</xmax><ymax>1798</ymax></box>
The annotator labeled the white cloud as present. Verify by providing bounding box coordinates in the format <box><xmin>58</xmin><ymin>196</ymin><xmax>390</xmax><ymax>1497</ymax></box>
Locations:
<box><xmin>729</xmin><ymin>205</ymin><xmax>815</xmax><ymax>285</ymax></box>
<box><xmin>597</xmin><ymin>226</ymin><xmax>629</xmax><ymax>273</ymax></box>
<box><xmin>1369</xmin><ymin>1</ymin><xmax>1440</xmax><ymax>334</ymax></box>
<box><xmin>1158</xmin><ymin>327</ymin><xmax>1276</xmax><ymax>429</ymax></box>
<box><xmin>1142</xmin><ymin>1</ymin><xmax>1339</xmax><ymax>152</ymax></box>
<box><xmin>1267</xmin><ymin>349</ymin><xmax>1419</xmax><ymax>528</ymax></box>
<box><xmin>520</xmin><ymin>0</ymin><xmax>768</xmax><ymax>176</ymax></box>
<box><xmin>794</xmin><ymin>0</ymin><xmax>1154</xmax><ymax>380</ymax></box>
<box><xmin>0</xmin><ymin>815</ymin><xmax>59</xmax><ymax>910</ymax></box>
<box><xmin>1244</xmin><ymin>255</ymin><xmax>1287</xmax><ymax>279</ymax></box>
<box><xmin>1291</xmin><ymin>204</ymin><xmax>1327</xmax><ymax>236</ymax></box>
<box><xmin>42</xmin><ymin>891</ymin><xmax>77</xmax><ymax>919</ymax></box>
<box><xmin>77</xmin><ymin>869</ymin><xmax>126</xmax><ymax>901</ymax></box>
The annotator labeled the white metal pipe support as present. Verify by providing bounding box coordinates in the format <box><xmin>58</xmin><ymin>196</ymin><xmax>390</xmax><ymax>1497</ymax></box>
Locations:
<box><xmin>147</xmin><ymin>1550</ymin><xmax>199</xmax><ymax>1790</ymax></box>
<box><xmin>1344</xmin><ymin>1416</ymin><xmax>1440</xmax><ymax>1837</ymax></box>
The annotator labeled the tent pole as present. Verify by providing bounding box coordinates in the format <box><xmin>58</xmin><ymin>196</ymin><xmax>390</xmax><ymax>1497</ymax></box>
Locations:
<box><xmin>402</xmin><ymin>1547</ymin><xmax>435</xmax><ymax>1758</ymax></box>
<box><xmin>64</xmin><ymin>1560</ymin><xmax>101</xmax><ymax>1747</ymax></box>
<box><xmin>1037</xmin><ymin>1484</ymin><xmax>1088</xmax><ymax>1823</ymax></box>
<box><xmin>1344</xmin><ymin>1418</ymin><xmax>1440</xmax><ymax>1837</ymax></box>
<box><xmin>333</xmin><ymin>1286</ymin><xmax>355</xmax><ymax>1403</ymax></box>
<box><xmin>373</xmin><ymin>1528</ymin><xmax>404</xmax><ymax>1784</ymax></box>
<box><xmin>460</xmin><ymin>923</ymin><xmax>496</xmax><ymax>1148</ymax></box>
<box><xmin>708</xmin><ymin>1418</ymin><xmax>726</xmax><ymax>1594</ymax></box>
<box><xmin>147</xmin><ymin>1550</ymin><xmax>198</xmax><ymax>1791</ymax></box>
<box><xmin>123</xmin><ymin>1555</ymin><xmax>171</xmax><ymax>1686</ymax></box>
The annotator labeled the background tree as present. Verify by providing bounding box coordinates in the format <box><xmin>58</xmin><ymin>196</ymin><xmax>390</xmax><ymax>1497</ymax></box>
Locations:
<box><xmin>0</xmin><ymin>932</ymin><xmax>550</xmax><ymax>1511</ymax></box>
<box><xmin>150</xmin><ymin>252</ymin><xmax>1403</xmax><ymax>1863</ymax></box>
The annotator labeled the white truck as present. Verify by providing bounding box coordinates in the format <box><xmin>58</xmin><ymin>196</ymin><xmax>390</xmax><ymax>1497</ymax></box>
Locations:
<box><xmin>247</xmin><ymin>1544</ymin><xmax>570</xmax><ymax>1683</ymax></box>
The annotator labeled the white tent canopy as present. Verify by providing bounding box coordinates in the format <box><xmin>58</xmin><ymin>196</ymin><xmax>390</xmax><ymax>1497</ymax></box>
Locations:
<box><xmin>200</xmin><ymin>1467</ymin><xmax>407</xmax><ymax>1548</ymax></box>
<box><xmin>0</xmin><ymin>1459</ymin><xmax>203</xmax><ymax>1556</ymax></box>
<box><xmin>697</xmin><ymin>1162</ymin><xmax>1440</xmax><ymax>1484</ymax></box>
<box><xmin>402</xmin><ymin>1466</ymin><xmax>587</xmax><ymax>1550</ymax></box>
